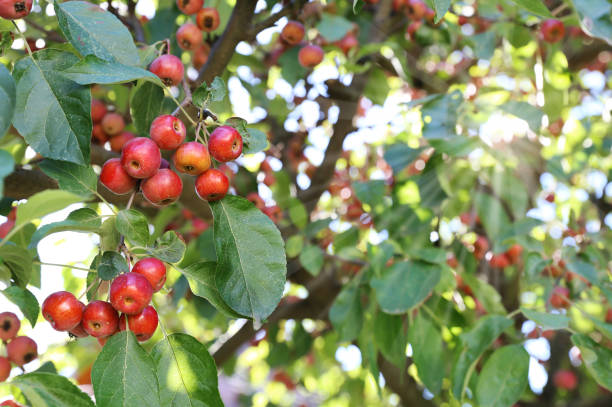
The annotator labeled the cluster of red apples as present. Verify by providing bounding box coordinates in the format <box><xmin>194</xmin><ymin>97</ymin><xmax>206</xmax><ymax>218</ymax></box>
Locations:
<box><xmin>100</xmin><ymin>112</ymin><xmax>243</xmax><ymax>205</ymax></box>
<box><xmin>42</xmin><ymin>257</ymin><xmax>168</xmax><ymax>344</ymax></box>
<box><xmin>0</xmin><ymin>312</ymin><xmax>38</xmax><ymax>382</ymax></box>
<box><xmin>91</xmin><ymin>99</ymin><xmax>136</xmax><ymax>152</ymax></box>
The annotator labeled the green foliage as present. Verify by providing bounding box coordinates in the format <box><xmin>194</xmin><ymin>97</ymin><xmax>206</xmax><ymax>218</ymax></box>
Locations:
<box><xmin>475</xmin><ymin>345</ymin><xmax>530</xmax><ymax>407</ymax></box>
<box><xmin>12</xmin><ymin>372</ymin><xmax>95</xmax><ymax>407</ymax></box>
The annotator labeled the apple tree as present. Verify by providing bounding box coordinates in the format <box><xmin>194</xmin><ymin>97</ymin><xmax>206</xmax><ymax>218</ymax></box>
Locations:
<box><xmin>0</xmin><ymin>0</ymin><xmax>611</xmax><ymax>406</ymax></box>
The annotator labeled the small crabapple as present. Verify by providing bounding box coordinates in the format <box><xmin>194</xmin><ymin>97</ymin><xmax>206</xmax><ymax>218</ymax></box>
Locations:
<box><xmin>82</xmin><ymin>301</ymin><xmax>119</xmax><ymax>338</ymax></box>
<box><xmin>100</xmin><ymin>158</ymin><xmax>137</xmax><ymax>195</ymax></box>
<box><xmin>110</xmin><ymin>273</ymin><xmax>153</xmax><ymax>315</ymax></box>
<box><xmin>196</xmin><ymin>7</ymin><xmax>220</xmax><ymax>32</ymax></box>
<box><xmin>0</xmin><ymin>312</ymin><xmax>20</xmax><ymax>342</ymax></box>
<box><xmin>42</xmin><ymin>291</ymin><xmax>84</xmax><ymax>331</ymax></box>
<box><xmin>6</xmin><ymin>336</ymin><xmax>37</xmax><ymax>366</ymax></box>
<box><xmin>120</xmin><ymin>137</ymin><xmax>161</xmax><ymax>179</ymax></box>
<box><xmin>132</xmin><ymin>258</ymin><xmax>167</xmax><ymax>292</ymax></box>
<box><xmin>119</xmin><ymin>305</ymin><xmax>158</xmax><ymax>342</ymax></box>
<box><xmin>149</xmin><ymin>54</ymin><xmax>184</xmax><ymax>87</ymax></box>
<box><xmin>150</xmin><ymin>115</ymin><xmax>186</xmax><ymax>150</ymax></box>
<box><xmin>195</xmin><ymin>168</ymin><xmax>229</xmax><ymax>201</ymax></box>
<box><xmin>141</xmin><ymin>169</ymin><xmax>183</xmax><ymax>206</ymax></box>
<box><xmin>208</xmin><ymin>126</ymin><xmax>243</xmax><ymax>162</ymax></box>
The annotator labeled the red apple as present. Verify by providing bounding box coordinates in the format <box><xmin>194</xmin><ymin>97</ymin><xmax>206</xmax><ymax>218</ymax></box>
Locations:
<box><xmin>505</xmin><ymin>244</ymin><xmax>523</xmax><ymax>264</ymax></box>
<box><xmin>473</xmin><ymin>236</ymin><xmax>489</xmax><ymax>260</ymax></box>
<box><xmin>82</xmin><ymin>301</ymin><xmax>119</xmax><ymax>338</ymax></box>
<box><xmin>554</xmin><ymin>370</ymin><xmax>578</xmax><ymax>390</ymax></box>
<box><xmin>176</xmin><ymin>0</ymin><xmax>202</xmax><ymax>15</ymax></box>
<box><xmin>6</xmin><ymin>336</ymin><xmax>37</xmax><ymax>366</ymax></box>
<box><xmin>69</xmin><ymin>323</ymin><xmax>89</xmax><ymax>338</ymax></box>
<box><xmin>91</xmin><ymin>99</ymin><xmax>107</xmax><ymax>123</ymax></box>
<box><xmin>141</xmin><ymin>169</ymin><xmax>183</xmax><ymax>206</ymax></box>
<box><xmin>336</xmin><ymin>32</ymin><xmax>358</xmax><ymax>55</ymax></box>
<box><xmin>176</xmin><ymin>23</ymin><xmax>203</xmax><ymax>51</ymax></box>
<box><xmin>298</xmin><ymin>44</ymin><xmax>324</xmax><ymax>68</ymax></box>
<box><xmin>208</xmin><ymin>126</ymin><xmax>243</xmax><ymax>162</ymax></box>
<box><xmin>0</xmin><ymin>0</ymin><xmax>32</xmax><ymax>19</ymax></box>
<box><xmin>489</xmin><ymin>254</ymin><xmax>510</xmax><ymax>269</ymax></box>
<box><xmin>149</xmin><ymin>54</ymin><xmax>184</xmax><ymax>87</ymax></box>
<box><xmin>0</xmin><ymin>221</ymin><xmax>13</xmax><ymax>239</ymax></box>
<box><xmin>118</xmin><ymin>305</ymin><xmax>158</xmax><ymax>342</ymax></box>
<box><xmin>101</xmin><ymin>112</ymin><xmax>125</xmax><ymax>136</ymax></box>
<box><xmin>541</xmin><ymin>19</ymin><xmax>565</xmax><ymax>43</ymax></box>
<box><xmin>406</xmin><ymin>0</ymin><xmax>427</xmax><ymax>19</ymax></box>
<box><xmin>195</xmin><ymin>168</ymin><xmax>229</xmax><ymax>201</ymax></box>
<box><xmin>132</xmin><ymin>258</ymin><xmax>167</xmax><ymax>292</ymax></box>
<box><xmin>91</xmin><ymin>124</ymin><xmax>109</xmax><ymax>145</ymax></box>
<box><xmin>0</xmin><ymin>357</ymin><xmax>10</xmax><ymax>382</ymax></box>
<box><xmin>196</xmin><ymin>7</ymin><xmax>220</xmax><ymax>32</ymax></box>
<box><xmin>120</xmin><ymin>137</ymin><xmax>161</xmax><ymax>179</ymax></box>
<box><xmin>100</xmin><ymin>158</ymin><xmax>137</xmax><ymax>195</ymax></box>
<box><xmin>110</xmin><ymin>273</ymin><xmax>153</xmax><ymax>315</ymax></box>
<box><xmin>192</xmin><ymin>43</ymin><xmax>210</xmax><ymax>70</ymax></box>
<box><xmin>281</xmin><ymin>21</ymin><xmax>305</xmax><ymax>45</ymax></box>
<box><xmin>42</xmin><ymin>291</ymin><xmax>84</xmax><ymax>331</ymax></box>
<box><xmin>109</xmin><ymin>131</ymin><xmax>136</xmax><ymax>153</ymax></box>
<box><xmin>150</xmin><ymin>115</ymin><xmax>186</xmax><ymax>150</ymax></box>
<box><xmin>0</xmin><ymin>312</ymin><xmax>20</xmax><ymax>342</ymax></box>
<box><xmin>550</xmin><ymin>286</ymin><xmax>571</xmax><ymax>309</ymax></box>
<box><xmin>172</xmin><ymin>141</ymin><xmax>211</xmax><ymax>175</ymax></box>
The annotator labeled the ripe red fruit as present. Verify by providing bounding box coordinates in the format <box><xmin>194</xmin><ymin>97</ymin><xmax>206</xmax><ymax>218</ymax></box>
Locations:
<box><xmin>0</xmin><ymin>401</ymin><xmax>22</xmax><ymax>407</ymax></box>
<box><xmin>247</xmin><ymin>192</ymin><xmax>265</xmax><ymax>209</ymax></box>
<box><xmin>192</xmin><ymin>43</ymin><xmax>210</xmax><ymax>70</ymax></box>
<box><xmin>69</xmin><ymin>323</ymin><xmax>89</xmax><ymax>338</ymax></box>
<box><xmin>392</xmin><ymin>0</ymin><xmax>406</xmax><ymax>12</ymax></box>
<box><xmin>120</xmin><ymin>137</ymin><xmax>161</xmax><ymax>179</ymax></box>
<box><xmin>489</xmin><ymin>254</ymin><xmax>510</xmax><ymax>268</ymax></box>
<box><xmin>176</xmin><ymin>0</ymin><xmax>202</xmax><ymax>15</ymax></box>
<box><xmin>42</xmin><ymin>291</ymin><xmax>84</xmax><ymax>331</ymax></box>
<box><xmin>280</xmin><ymin>21</ymin><xmax>305</xmax><ymax>45</ymax></box>
<box><xmin>336</xmin><ymin>32</ymin><xmax>358</xmax><ymax>55</ymax></box>
<box><xmin>606</xmin><ymin>308</ymin><xmax>612</xmax><ymax>324</ymax></box>
<box><xmin>132</xmin><ymin>258</ymin><xmax>167</xmax><ymax>292</ymax></box>
<box><xmin>554</xmin><ymin>370</ymin><xmax>578</xmax><ymax>390</ymax></box>
<box><xmin>298</xmin><ymin>44</ymin><xmax>324</xmax><ymax>68</ymax></box>
<box><xmin>91</xmin><ymin>99</ymin><xmax>107</xmax><ymax>123</ymax></box>
<box><xmin>141</xmin><ymin>169</ymin><xmax>183</xmax><ymax>206</ymax></box>
<box><xmin>6</xmin><ymin>336</ymin><xmax>37</xmax><ymax>366</ymax></box>
<box><xmin>0</xmin><ymin>221</ymin><xmax>14</xmax><ymax>239</ymax></box>
<box><xmin>505</xmin><ymin>244</ymin><xmax>523</xmax><ymax>264</ymax></box>
<box><xmin>109</xmin><ymin>131</ymin><xmax>136</xmax><ymax>153</ymax></box>
<box><xmin>172</xmin><ymin>141</ymin><xmax>211</xmax><ymax>175</ymax></box>
<box><xmin>0</xmin><ymin>0</ymin><xmax>32</xmax><ymax>19</ymax></box>
<box><xmin>118</xmin><ymin>305</ymin><xmax>158</xmax><ymax>342</ymax></box>
<box><xmin>82</xmin><ymin>301</ymin><xmax>119</xmax><ymax>338</ymax></box>
<box><xmin>550</xmin><ymin>286</ymin><xmax>571</xmax><ymax>309</ymax></box>
<box><xmin>195</xmin><ymin>168</ymin><xmax>229</xmax><ymax>201</ymax></box>
<box><xmin>101</xmin><ymin>113</ymin><xmax>125</xmax><ymax>136</ymax></box>
<box><xmin>100</xmin><ymin>158</ymin><xmax>137</xmax><ymax>195</ymax></box>
<box><xmin>0</xmin><ymin>357</ymin><xmax>10</xmax><ymax>382</ymax></box>
<box><xmin>91</xmin><ymin>124</ymin><xmax>109</xmax><ymax>145</ymax></box>
<box><xmin>149</xmin><ymin>54</ymin><xmax>184</xmax><ymax>87</ymax></box>
<box><xmin>150</xmin><ymin>115</ymin><xmax>186</xmax><ymax>150</ymax></box>
<box><xmin>545</xmin><ymin>192</ymin><xmax>555</xmax><ymax>203</ymax></box>
<box><xmin>541</xmin><ymin>19</ymin><xmax>565</xmax><ymax>43</ymax></box>
<box><xmin>0</xmin><ymin>312</ymin><xmax>20</xmax><ymax>342</ymax></box>
<box><xmin>110</xmin><ymin>272</ymin><xmax>154</xmax><ymax>315</ymax></box>
<box><xmin>208</xmin><ymin>126</ymin><xmax>243</xmax><ymax>162</ymax></box>
<box><xmin>406</xmin><ymin>0</ymin><xmax>427</xmax><ymax>19</ymax></box>
<box><xmin>196</xmin><ymin>8</ymin><xmax>220</xmax><ymax>32</ymax></box>
<box><xmin>176</xmin><ymin>23</ymin><xmax>203</xmax><ymax>51</ymax></box>
<box><xmin>473</xmin><ymin>236</ymin><xmax>489</xmax><ymax>260</ymax></box>
<box><xmin>543</xmin><ymin>264</ymin><xmax>563</xmax><ymax>278</ymax></box>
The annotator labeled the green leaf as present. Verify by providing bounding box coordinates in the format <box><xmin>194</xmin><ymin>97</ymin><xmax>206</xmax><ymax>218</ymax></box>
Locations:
<box><xmin>54</xmin><ymin>1</ymin><xmax>140</xmax><ymax>66</ymax></box>
<box><xmin>501</xmin><ymin>101</ymin><xmax>543</xmax><ymax>132</ymax></box>
<box><xmin>374</xmin><ymin>310</ymin><xmax>406</xmax><ymax>366</ymax></box>
<box><xmin>462</xmin><ymin>274</ymin><xmax>507</xmax><ymax>314</ymax></box>
<box><xmin>329</xmin><ymin>276</ymin><xmax>363</xmax><ymax>342</ymax></box>
<box><xmin>352</xmin><ymin>0</ymin><xmax>364</xmax><ymax>13</ymax></box>
<box><xmin>521</xmin><ymin>308</ymin><xmax>569</xmax><ymax>330</ymax></box>
<box><xmin>299</xmin><ymin>245</ymin><xmax>324</xmax><ymax>276</ymax></box>
<box><xmin>192</xmin><ymin>76</ymin><xmax>227</xmax><ymax>107</ymax></box>
<box><xmin>476</xmin><ymin>345</ymin><xmax>530</xmax><ymax>407</ymax></box>
<box><xmin>0</xmin><ymin>151</ymin><xmax>14</xmax><ymax>197</ymax></box>
<box><xmin>130</xmin><ymin>81</ymin><xmax>164</xmax><ymax>136</ymax></box>
<box><xmin>0</xmin><ymin>245</ymin><xmax>32</xmax><ymax>287</ymax></box>
<box><xmin>285</xmin><ymin>235</ymin><xmax>304</xmax><ymax>258</ymax></box>
<box><xmin>421</xmin><ymin>91</ymin><xmax>462</xmax><ymax>139</ymax></box>
<box><xmin>334</xmin><ymin>227</ymin><xmax>359</xmax><ymax>252</ymax></box>
<box><xmin>62</xmin><ymin>56</ymin><xmax>161</xmax><ymax>85</ymax></box>
<box><xmin>316</xmin><ymin>13</ymin><xmax>353</xmax><ymax>41</ymax></box>
<box><xmin>15</xmin><ymin>190</ymin><xmax>83</xmax><ymax>228</ymax></box>
<box><xmin>12</xmin><ymin>50</ymin><xmax>91</xmax><ymax>165</ymax></box>
<box><xmin>383</xmin><ymin>144</ymin><xmax>425</xmax><ymax>174</ymax></box>
<box><xmin>12</xmin><ymin>372</ymin><xmax>95</xmax><ymax>407</ymax></box>
<box><xmin>116</xmin><ymin>209</ymin><xmax>150</xmax><ymax>247</ymax></box>
<box><xmin>100</xmin><ymin>217</ymin><xmax>120</xmax><ymax>252</ymax></box>
<box><xmin>288</xmin><ymin>198</ymin><xmax>308</xmax><ymax>229</ymax></box>
<box><xmin>425</xmin><ymin>0</ymin><xmax>450</xmax><ymax>23</ymax></box>
<box><xmin>29</xmin><ymin>208</ymin><xmax>100</xmax><ymax>249</ymax></box>
<box><xmin>38</xmin><ymin>159</ymin><xmax>98</xmax><ymax>198</ymax></box>
<box><xmin>146</xmin><ymin>231</ymin><xmax>186</xmax><ymax>263</ymax></box>
<box><xmin>475</xmin><ymin>191</ymin><xmax>511</xmax><ymax>242</ymax></box>
<box><xmin>180</xmin><ymin>261</ymin><xmax>246</xmax><ymax>318</ymax></box>
<box><xmin>92</xmin><ymin>331</ymin><xmax>161</xmax><ymax>407</ymax></box>
<box><xmin>364</xmin><ymin>69</ymin><xmax>390</xmax><ymax>106</ymax></box>
<box><xmin>210</xmin><ymin>196</ymin><xmax>286</xmax><ymax>321</ymax></box>
<box><xmin>33</xmin><ymin>361</ymin><xmax>58</xmax><ymax>374</ymax></box>
<box><xmin>243</xmin><ymin>128</ymin><xmax>268</xmax><ymax>155</ymax></box>
<box><xmin>0</xmin><ymin>63</ymin><xmax>16</xmax><ymax>137</ymax></box>
<box><xmin>571</xmin><ymin>334</ymin><xmax>612</xmax><ymax>391</ymax></box>
<box><xmin>97</xmin><ymin>251</ymin><xmax>128</xmax><ymax>280</ymax></box>
<box><xmin>370</xmin><ymin>261</ymin><xmax>441</xmax><ymax>314</ymax></box>
<box><xmin>571</xmin><ymin>0</ymin><xmax>612</xmax><ymax>44</ymax></box>
<box><xmin>451</xmin><ymin>315</ymin><xmax>513</xmax><ymax>399</ymax></box>
<box><xmin>353</xmin><ymin>180</ymin><xmax>385</xmax><ymax>207</ymax></box>
<box><xmin>509</xmin><ymin>0</ymin><xmax>552</xmax><ymax>17</ymax></box>
<box><xmin>2</xmin><ymin>286</ymin><xmax>39</xmax><ymax>327</ymax></box>
<box><xmin>409</xmin><ymin>311</ymin><xmax>444</xmax><ymax>395</ymax></box>
<box><xmin>151</xmin><ymin>333</ymin><xmax>224</xmax><ymax>407</ymax></box>
<box><xmin>278</xmin><ymin>46</ymin><xmax>308</xmax><ymax>85</ymax></box>
<box><xmin>566</xmin><ymin>260</ymin><xmax>600</xmax><ymax>285</ymax></box>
